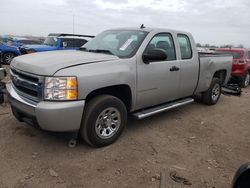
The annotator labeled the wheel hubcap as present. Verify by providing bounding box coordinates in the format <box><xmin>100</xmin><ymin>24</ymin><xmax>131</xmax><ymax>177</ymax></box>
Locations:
<box><xmin>95</xmin><ymin>107</ymin><xmax>121</xmax><ymax>139</ymax></box>
<box><xmin>5</xmin><ymin>54</ymin><xmax>14</xmax><ymax>64</ymax></box>
<box><xmin>212</xmin><ymin>84</ymin><xmax>220</xmax><ymax>101</ymax></box>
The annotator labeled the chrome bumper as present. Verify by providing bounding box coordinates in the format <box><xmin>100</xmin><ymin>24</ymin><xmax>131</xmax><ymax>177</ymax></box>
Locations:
<box><xmin>7</xmin><ymin>82</ymin><xmax>85</xmax><ymax>132</ymax></box>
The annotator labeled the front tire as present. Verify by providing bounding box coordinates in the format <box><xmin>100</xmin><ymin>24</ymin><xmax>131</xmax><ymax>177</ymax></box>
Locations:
<box><xmin>80</xmin><ymin>95</ymin><xmax>127</xmax><ymax>147</ymax></box>
<box><xmin>202</xmin><ymin>78</ymin><xmax>222</xmax><ymax>105</ymax></box>
<box><xmin>3</xmin><ymin>53</ymin><xmax>16</xmax><ymax>64</ymax></box>
<box><xmin>240</xmin><ymin>73</ymin><xmax>250</xmax><ymax>88</ymax></box>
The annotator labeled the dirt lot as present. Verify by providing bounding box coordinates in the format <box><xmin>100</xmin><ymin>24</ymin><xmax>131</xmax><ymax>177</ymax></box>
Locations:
<box><xmin>0</xmin><ymin>65</ymin><xmax>250</xmax><ymax>188</ymax></box>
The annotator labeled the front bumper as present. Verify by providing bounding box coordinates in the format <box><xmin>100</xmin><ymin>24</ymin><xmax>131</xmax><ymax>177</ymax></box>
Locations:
<box><xmin>6</xmin><ymin>82</ymin><xmax>85</xmax><ymax>132</ymax></box>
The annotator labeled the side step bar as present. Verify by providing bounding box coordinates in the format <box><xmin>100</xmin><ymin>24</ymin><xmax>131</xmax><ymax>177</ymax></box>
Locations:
<box><xmin>133</xmin><ymin>98</ymin><xmax>194</xmax><ymax>119</ymax></box>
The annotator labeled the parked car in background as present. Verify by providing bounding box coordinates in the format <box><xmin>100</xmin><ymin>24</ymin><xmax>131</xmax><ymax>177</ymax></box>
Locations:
<box><xmin>9</xmin><ymin>37</ymin><xmax>42</xmax><ymax>47</ymax></box>
<box><xmin>0</xmin><ymin>42</ymin><xmax>21</xmax><ymax>64</ymax></box>
<box><xmin>7</xmin><ymin>27</ymin><xmax>233</xmax><ymax>147</ymax></box>
<box><xmin>216</xmin><ymin>48</ymin><xmax>250</xmax><ymax>87</ymax></box>
<box><xmin>0</xmin><ymin>35</ymin><xmax>12</xmax><ymax>43</ymax></box>
<box><xmin>19</xmin><ymin>33</ymin><xmax>94</xmax><ymax>54</ymax></box>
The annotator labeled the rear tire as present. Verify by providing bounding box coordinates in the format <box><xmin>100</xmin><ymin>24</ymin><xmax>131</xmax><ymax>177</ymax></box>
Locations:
<box><xmin>80</xmin><ymin>95</ymin><xmax>127</xmax><ymax>147</ymax></box>
<box><xmin>202</xmin><ymin>78</ymin><xmax>222</xmax><ymax>105</ymax></box>
<box><xmin>240</xmin><ymin>73</ymin><xmax>250</xmax><ymax>88</ymax></box>
<box><xmin>3</xmin><ymin>53</ymin><xmax>16</xmax><ymax>64</ymax></box>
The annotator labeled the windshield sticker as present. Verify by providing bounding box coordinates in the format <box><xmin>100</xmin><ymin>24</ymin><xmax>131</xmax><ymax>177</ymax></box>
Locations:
<box><xmin>119</xmin><ymin>38</ymin><xmax>134</xmax><ymax>51</ymax></box>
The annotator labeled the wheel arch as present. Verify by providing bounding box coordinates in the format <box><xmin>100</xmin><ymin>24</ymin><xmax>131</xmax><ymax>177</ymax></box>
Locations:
<box><xmin>213</xmin><ymin>69</ymin><xmax>227</xmax><ymax>85</ymax></box>
<box><xmin>3</xmin><ymin>51</ymin><xmax>19</xmax><ymax>56</ymax></box>
<box><xmin>85</xmin><ymin>84</ymin><xmax>133</xmax><ymax>112</ymax></box>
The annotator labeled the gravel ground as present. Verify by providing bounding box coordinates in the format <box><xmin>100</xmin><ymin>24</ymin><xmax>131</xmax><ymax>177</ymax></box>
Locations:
<box><xmin>0</xmin><ymin>65</ymin><xmax>250</xmax><ymax>188</ymax></box>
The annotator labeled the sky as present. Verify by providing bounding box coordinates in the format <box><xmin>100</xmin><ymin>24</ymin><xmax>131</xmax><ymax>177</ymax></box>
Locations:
<box><xmin>1</xmin><ymin>0</ymin><xmax>250</xmax><ymax>47</ymax></box>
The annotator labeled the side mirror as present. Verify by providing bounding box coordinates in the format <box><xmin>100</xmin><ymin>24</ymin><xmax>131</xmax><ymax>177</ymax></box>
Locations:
<box><xmin>142</xmin><ymin>48</ymin><xmax>167</xmax><ymax>63</ymax></box>
<box><xmin>62</xmin><ymin>42</ymin><xmax>68</xmax><ymax>48</ymax></box>
<box><xmin>232</xmin><ymin>163</ymin><xmax>250</xmax><ymax>188</ymax></box>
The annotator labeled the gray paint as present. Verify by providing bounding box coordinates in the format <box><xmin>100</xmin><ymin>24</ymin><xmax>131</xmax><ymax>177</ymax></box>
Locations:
<box><xmin>36</xmin><ymin>100</ymin><xmax>85</xmax><ymax>132</ymax></box>
<box><xmin>7</xmin><ymin>27</ymin><xmax>233</xmax><ymax>132</ymax></box>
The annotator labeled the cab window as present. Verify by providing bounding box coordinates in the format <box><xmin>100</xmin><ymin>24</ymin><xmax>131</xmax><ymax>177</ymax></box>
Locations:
<box><xmin>177</xmin><ymin>34</ymin><xmax>192</xmax><ymax>59</ymax></box>
<box><xmin>145</xmin><ymin>33</ymin><xmax>176</xmax><ymax>61</ymax></box>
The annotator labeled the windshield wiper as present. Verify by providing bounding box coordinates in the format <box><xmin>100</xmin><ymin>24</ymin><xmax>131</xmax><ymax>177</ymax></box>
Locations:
<box><xmin>79</xmin><ymin>48</ymin><xmax>114</xmax><ymax>55</ymax></box>
<box><xmin>79</xmin><ymin>47</ymin><xmax>87</xmax><ymax>51</ymax></box>
<box><xmin>89</xmin><ymin>49</ymin><xmax>114</xmax><ymax>55</ymax></box>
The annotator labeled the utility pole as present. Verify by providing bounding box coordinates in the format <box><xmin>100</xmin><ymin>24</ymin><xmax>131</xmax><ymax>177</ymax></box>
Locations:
<box><xmin>73</xmin><ymin>14</ymin><xmax>75</xmax><ymax>34</ymax></box>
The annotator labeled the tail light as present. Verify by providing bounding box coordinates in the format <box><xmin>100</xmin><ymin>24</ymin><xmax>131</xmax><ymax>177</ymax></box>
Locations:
<box><xmin>238</xmin><ymin>60</ymin><xmax>246</xmax><ymax>64</ymax></box>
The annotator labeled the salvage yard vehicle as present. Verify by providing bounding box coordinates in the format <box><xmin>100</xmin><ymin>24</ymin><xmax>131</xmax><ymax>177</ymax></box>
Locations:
<box><xmin>6</xmin><ymin>27</ymin><xmax>233</xmax><ymax>147</ymax></box>
<box><xmin>216</xmin><ymin>48</ymin><xmax>250</xmax><ymax>88</ymax></box>
<box><xmin>6</xmin><ymin>37</ymin><xmax>41</xmax><ymax>47</ymax></box>
<box><xmin>0</xmin><ymin>42</ymin><xmax>21</xmax><ymax>64</ymax></box>
<box><xmin>19</xmin><ymin>33</ymin><xmax>94</xmax><ymax>54</ymax></box>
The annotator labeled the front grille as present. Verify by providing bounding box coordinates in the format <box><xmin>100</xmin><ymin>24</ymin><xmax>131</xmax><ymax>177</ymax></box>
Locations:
<box><xmin>10</xmin><ymin>68</ymin><xmax>43</xmax><ymax>102</ymax></box>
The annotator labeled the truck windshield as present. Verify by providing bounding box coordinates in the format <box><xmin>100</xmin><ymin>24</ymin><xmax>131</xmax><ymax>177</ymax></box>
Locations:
<box><xmin>81</xmin><ymin>30</ymin><xmax>148</xmax><ymax>58</ymax></box>
<box><xmin>43</xmin><ymin>37</ymin><xmax>58</xmax><ymax>46</ymax></box>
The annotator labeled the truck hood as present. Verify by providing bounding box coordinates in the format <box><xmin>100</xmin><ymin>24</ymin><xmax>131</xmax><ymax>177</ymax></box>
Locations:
<box><xmin>11</xmin><ymin>50</ymin><xmax>119</xmax><ymax>75</ymax></box>
<box><xmin>23</xmin><ymin>44</ymin><xmax>58</xmax><ymax>51</ymax></box>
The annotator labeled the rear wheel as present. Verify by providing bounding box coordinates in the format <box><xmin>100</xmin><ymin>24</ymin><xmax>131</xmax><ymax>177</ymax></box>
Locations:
<box><xmin>3</xmin><ymin>53</ymin><xmax>16</xmax><ymax>64</ymax></box>
<box><xmin>240</xmin><ymin>73</ymin><xmax>250</xmax><ymax>88</ymax></box>
<box><xmin>80</xmin><ymin>95</ymin><xmax>127</xmax><ymax>147</ymax></box>
<box><xmin>202</xmin><ymin>78</ymin><xmax>222</xmax><ymax>105</ymax></box>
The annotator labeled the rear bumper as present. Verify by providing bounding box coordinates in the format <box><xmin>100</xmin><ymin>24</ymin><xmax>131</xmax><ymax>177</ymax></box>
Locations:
<box><xmin>6</xmin><ymin>82</ymin><xmax>85</xmax><ymax>132</ymax></box>
<box><xmin>232</xmin><ymin>70</ymin><xmax>246</xmax><ymax>78</ymax></box>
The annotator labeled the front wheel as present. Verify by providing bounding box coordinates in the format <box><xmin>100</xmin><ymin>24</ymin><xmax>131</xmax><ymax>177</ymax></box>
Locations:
<box><xmin>202</xmin><ymin>78</ymin><xmax>222</xmax><ymax>105</ymax></box>
<box><xmin>80</xmin><ymin>95</ymin><xmax>127</xmax><ymax>147</ymax></box>
<box><xmin>240</xmin><ymin>73</ymin><xmax>250</xmax><ymax>88</ymax></box>
<box><xmin>3</xmin><ymin>53</ymin><xmax>16</xmax><ymax>64</ymax></box>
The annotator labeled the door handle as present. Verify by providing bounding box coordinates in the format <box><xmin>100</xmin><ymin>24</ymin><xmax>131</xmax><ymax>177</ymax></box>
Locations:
<box><xmin>170</xmin><ymin>66</ymin><xmax>180</xmax><ymax>72</ymax></box>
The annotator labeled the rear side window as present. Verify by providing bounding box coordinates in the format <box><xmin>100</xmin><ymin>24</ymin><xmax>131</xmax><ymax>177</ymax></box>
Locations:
<box><xmin>61</xmin><ymin>38</ymin><xmax>87</xmax><ymax>48</ymax></box>
<box><xmin>75</xmin><ymin>39</ymin><xmax>88</xmax><ymax>47</ymax></box>
<box><xmin>145</xmin><ymin>33</ymin><xmax>176</xmax><ymax>61</ymax></box>
<box><xmin>177</xmin><ymin>34</ymin><xmax>192</xmax><ymax>59</ymax></box>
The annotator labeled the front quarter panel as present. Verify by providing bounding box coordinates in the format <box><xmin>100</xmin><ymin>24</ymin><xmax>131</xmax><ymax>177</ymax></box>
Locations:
<box><xmin>54</xmin><ymin>58</ymin><xmax>137</xmax><ymax>110</ymax></box>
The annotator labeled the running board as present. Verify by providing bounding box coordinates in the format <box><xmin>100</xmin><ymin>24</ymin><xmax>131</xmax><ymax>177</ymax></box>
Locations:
<box><xmin>133</xmin><ymin>98</ymin><xmax>194</xmax><ymax>119</ymax></box>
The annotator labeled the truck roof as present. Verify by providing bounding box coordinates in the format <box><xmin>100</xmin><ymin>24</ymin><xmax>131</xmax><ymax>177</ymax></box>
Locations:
<box><xmin>108</xmin><ymin>27</ymin><xmax>192</xmax><ymax>36</ymax></box>
<box><xmin>48</xmin><ymin>33</ymin><xmax>95</xmax><ymax>38</ymax></box>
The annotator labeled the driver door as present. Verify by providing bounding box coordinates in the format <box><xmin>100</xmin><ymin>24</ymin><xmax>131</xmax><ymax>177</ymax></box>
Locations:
<box><xmin>136</xmin><ymin>33</ymin><xmax>180</xmax><ymax>109</ymax></box>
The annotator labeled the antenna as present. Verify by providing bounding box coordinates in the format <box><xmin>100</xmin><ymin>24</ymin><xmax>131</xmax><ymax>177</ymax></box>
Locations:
<box><xmin>73</xmin><ymin>14</ymin><xmax>75</xmax><ymax>34</ymax></box>
<box><xmin>140</xmin><ymin>24</ymin><xmax>145</xmax><ymax>29</ymax></box>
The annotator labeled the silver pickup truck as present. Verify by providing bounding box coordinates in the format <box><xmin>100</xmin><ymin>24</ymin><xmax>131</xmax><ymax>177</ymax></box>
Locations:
<box><xmin>7</xmin><ymin>27</ymin><xmax>233</xmax><ymax>147</ymax></box>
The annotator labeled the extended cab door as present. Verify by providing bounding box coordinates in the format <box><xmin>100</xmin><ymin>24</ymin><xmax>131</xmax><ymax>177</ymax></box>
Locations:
<box><xmin>136</xmin><ymin>33</ymin><xmax>181</xmax><ymax>109</ymax></box>
<box><xmin>176</xmin><ymin>34</ymin><xmax>199</xmax><ymax>97</ymax></box>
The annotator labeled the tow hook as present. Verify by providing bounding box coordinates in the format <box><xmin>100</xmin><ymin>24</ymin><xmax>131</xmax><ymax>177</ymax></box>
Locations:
<box><xmin>68</xmin><ymin>139</ymin><xmax>77</xmax><ymax>148</ymax></box>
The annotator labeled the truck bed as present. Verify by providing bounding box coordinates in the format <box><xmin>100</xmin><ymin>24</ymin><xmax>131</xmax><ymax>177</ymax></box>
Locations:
<box><xmin>195</xmin><ymin>53</ymin><xmax>233</xmax><ymax>93</ymax></box>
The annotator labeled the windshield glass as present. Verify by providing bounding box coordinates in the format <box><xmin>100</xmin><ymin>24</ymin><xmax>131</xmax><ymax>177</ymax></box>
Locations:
<box><xmin>43</xmin><ymin>37</ymin><xmax>58</xmax><ymax>46</ymax></box>
<box><xmin>216</xmin><ymin>50</ymin><xmax>242</xmax><ymax>59</ymax></box>
<box><xmin>81</xmin><ymin>30</ymin><xmax>148</xmax><ymax>58</ymax></box>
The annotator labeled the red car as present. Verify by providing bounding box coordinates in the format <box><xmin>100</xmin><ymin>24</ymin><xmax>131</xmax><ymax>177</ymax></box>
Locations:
<box><xmin>216</xmin><ymin>48</ymin><xmax>250</xmax><ymax>87</ymax></box>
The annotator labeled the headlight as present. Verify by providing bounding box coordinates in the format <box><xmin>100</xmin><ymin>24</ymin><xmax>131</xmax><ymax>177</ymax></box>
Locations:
<box><xmin>26</xmin><ymin>49</ymin><xmax>36</xmax><ymax>54</ymax></box>
<box><xmin>44</xmin><ymin>77</ymin><xmax>78</xmax><ymax>101</ymax></box>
